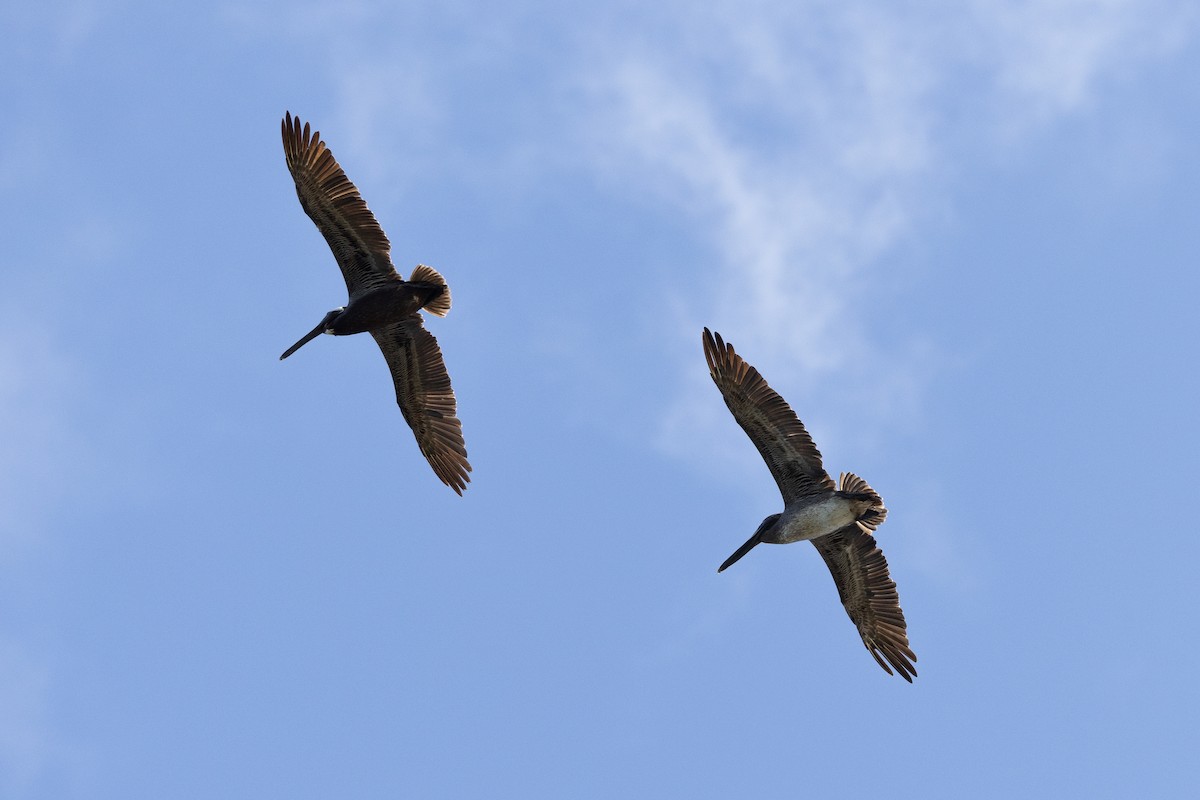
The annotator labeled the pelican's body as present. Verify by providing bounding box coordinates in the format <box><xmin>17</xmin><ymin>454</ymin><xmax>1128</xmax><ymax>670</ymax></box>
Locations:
<box><xmin>330</xmin><ymin>282</ymin><xmax>443</xmax><ymax>334</ymax></box>
<box><xmin>771</xmin><ymin>494</ymin><xmax>869</xmax><ymax>543</ymax></box>
<box><xmin>703</xmin><ymin>328</ymin><xmax>916</xmax><ymax>681</ymax></box>
<box><xmin>279</xmin><ymin>112</ymin><xmax>470</xmax><ymax>494</ymax></box>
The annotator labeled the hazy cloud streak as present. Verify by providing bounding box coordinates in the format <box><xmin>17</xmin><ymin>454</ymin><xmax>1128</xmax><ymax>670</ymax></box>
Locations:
<box><xmin>583</xmin><ymin>0</ymin><xmax>1194</xmax><ymax>462</ymax></box>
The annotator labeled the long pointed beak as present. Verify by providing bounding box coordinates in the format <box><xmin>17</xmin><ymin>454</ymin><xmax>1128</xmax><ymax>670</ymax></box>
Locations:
<box><xmin>717</xmin><ymin>531</ymin><xmax>762</xmax><ymax>573</ymax></box>
<box><xmin>279</xmin><ymin>311</ymin><xmax>338</xmax><ymax>360</ymax></box>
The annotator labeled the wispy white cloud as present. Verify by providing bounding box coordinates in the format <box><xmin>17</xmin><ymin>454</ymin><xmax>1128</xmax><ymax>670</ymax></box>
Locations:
<box><xmin>580</xmin><ymin>0</ymin><xmax>1195</xmax><ymax>469</ymax></box>
<box><xmin>967</xmin><ymin>0</ymin><xmax>1197</xmax><ymax>132</ymax></box>
<box><xmin>588</xmin><ymin>53</ymin><xmax>922</xmax><ymax>369</ymax></box>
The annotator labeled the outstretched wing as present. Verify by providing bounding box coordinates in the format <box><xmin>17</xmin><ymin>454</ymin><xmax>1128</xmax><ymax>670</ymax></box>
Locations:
<box><xmin>811</xmin><ymin>523</ymin><xmax>917</xmax><ymax>681</ymax></box>
<box><xmin>703</xmin><ymin>328</ymin><xmax>834</xmax><ymax>502</ymax></box>
<box><xmin>282</xmin><ymin>112</ymin><xmax>400</xmax><ymax>299</ymax></box>
<box><xmin>370</xmin><ymin>317</ymin><xmax>471</xmax><ymax>494</ymax></box>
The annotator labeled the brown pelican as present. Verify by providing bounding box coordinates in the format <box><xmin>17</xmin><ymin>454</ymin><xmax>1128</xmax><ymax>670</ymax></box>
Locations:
<box><xmin>703</xmin><ymin>328</ymin><xmax>916</xmax><ymax>681</ymax></box>
<box><xmin>279</xmin><ymin>112</ymin><xmax>470</xmax><ymax>495</ymax></box>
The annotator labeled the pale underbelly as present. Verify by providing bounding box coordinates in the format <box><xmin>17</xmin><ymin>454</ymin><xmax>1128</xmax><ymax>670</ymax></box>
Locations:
<box><xmin>771</xmin><ymin>499</ymin><xmax>858</xmax><ymax>543</ymax></box>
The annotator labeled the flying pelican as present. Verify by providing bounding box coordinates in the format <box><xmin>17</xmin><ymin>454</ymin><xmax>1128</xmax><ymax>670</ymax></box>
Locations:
<box><xmin>279</xmin><ymin>112</ymin><xmax>470</xmax><ymax>494</ymax></box>
<box><xmin>703</xmin><ymin>328</ymin><xmax>916</xmax><ymax>680</ymax></box>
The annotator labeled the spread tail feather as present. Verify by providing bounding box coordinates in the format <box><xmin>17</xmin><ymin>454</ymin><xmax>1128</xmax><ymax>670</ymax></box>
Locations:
<box><xmin>410</xmin><ymin>264</ymin><xmax>451</xmax><ymax>317</ymax></box>
<box><xmin>838</xmin><ymin>472</ymin><xmax>887</xmax><ymax>531</ymax></box>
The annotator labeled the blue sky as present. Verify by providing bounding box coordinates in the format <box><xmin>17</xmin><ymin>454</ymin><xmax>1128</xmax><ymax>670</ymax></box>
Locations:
<box><xmin>3</xmin><ymin>0</ymin><xmax>1199</xmax><ymax>796</ymax></box>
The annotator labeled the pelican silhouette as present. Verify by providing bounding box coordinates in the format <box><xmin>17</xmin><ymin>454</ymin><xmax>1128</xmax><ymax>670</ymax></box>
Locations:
<box><xmin>703</xmin><ymin>328</ymin><xmax>916</xmax><ymax>680</ymax></box>
<box><xmin>279</xmin><ymin>112</ymin><xmax>470</xmax><ymax>494</ymax></box>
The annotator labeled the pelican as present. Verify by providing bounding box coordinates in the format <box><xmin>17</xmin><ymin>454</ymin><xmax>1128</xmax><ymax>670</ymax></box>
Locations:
<box><xmin>279</xmin><ymin>112</ymin><xmax>470</xmax><ymax>494</ymax></box>
<box><xmin>703</xmin><ymin>328</ymin><xmax>916</xmax><ymax>681</ymax></box>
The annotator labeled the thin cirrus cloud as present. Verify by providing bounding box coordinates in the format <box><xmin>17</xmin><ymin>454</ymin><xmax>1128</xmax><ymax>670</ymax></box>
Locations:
<box><xmin>581</xmin><ymin>1</ymin><xmax>1193</xmax><ymax>462</ymax></box>
<box><xmin>971</xmin><ymin>0</ymin><xmax>1196</xmax><ymax>127</ymax></box>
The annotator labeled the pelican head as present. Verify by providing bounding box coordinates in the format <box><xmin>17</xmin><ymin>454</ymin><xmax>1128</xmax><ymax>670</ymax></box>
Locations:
<box><xmin>279</xmin><ymin>308</ymin><xmax>343</xmax><ymax>360</ymax></box>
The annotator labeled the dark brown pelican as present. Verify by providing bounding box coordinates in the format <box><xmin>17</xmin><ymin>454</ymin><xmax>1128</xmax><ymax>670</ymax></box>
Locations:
<box><xmin>279</xmin><ymin>112</ymin><xmax>470</xmax><ymax>494</ymax></box>
<box><xmin>703</xmin><ymin>328</ymin><xmax>916</xmax><ymax>681</ymax></box>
